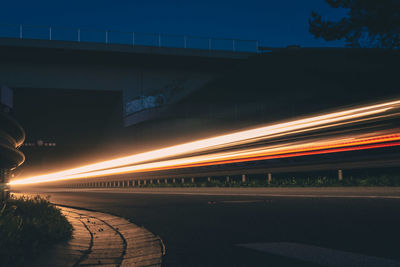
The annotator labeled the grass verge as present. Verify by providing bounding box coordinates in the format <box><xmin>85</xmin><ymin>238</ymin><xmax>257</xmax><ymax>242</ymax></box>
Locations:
<box><xmin>0</xmin><ymin>195</ymin><xmax>72</xmax><ymax>266</ymax></box>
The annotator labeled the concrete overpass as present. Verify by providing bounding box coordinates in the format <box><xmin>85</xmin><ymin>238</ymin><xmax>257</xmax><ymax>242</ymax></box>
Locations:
<box><xmin>0</xmin><ymin>24</ymin><xmax>257</xmax><ymax>126</ymax></box>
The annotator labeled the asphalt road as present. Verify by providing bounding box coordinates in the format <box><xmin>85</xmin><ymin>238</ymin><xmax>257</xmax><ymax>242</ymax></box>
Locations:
<box><xmin>12</xmin><ymin>187</ymin><xmax>400</xmax><ymax>266</ymax></box>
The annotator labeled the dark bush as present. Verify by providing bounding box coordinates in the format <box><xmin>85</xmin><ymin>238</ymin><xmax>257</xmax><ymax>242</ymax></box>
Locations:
<box><xmin>0</xmin><ymin>195</ymin><xmax>72</xmax><ymax>266</ymax></box>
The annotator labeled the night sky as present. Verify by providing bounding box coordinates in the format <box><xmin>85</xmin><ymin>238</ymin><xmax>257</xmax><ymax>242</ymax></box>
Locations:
<box><xmin>1</xmin><ymin>0</ymin><xmax>346</xmax><ymax>47</ymax></box>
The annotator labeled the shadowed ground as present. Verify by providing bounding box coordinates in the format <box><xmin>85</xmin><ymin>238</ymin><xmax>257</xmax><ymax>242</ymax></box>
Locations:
<box><xmin>13</xmin><ymin>187</ymin><xmax>400</xmax><ymax>266</ymax></box>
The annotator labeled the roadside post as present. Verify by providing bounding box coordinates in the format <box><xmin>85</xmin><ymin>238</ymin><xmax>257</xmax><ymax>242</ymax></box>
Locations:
<box><xmin>0</xmin><ymin>169</ymin><xmax>10</xmax><ymax>202</ymax></box>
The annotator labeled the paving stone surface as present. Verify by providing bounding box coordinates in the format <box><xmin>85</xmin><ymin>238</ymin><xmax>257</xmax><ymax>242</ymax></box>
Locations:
<box><xmin>33</xmin><ymin>206</ymin><xmax>164</xmax><ymax>267</ymax></box>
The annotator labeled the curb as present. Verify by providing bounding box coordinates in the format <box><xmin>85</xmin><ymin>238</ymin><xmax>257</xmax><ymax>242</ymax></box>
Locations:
<box><xmin>33</xmin><ymin>205</ymin><xmax>164</xmax><ymax>267</ymax></box>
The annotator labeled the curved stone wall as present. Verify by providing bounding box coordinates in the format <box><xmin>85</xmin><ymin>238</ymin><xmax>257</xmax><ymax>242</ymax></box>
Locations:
<box><xmin>0</xmin><ymin>111</ymin><xmax>24</xmax><ymax>200</ymax></box>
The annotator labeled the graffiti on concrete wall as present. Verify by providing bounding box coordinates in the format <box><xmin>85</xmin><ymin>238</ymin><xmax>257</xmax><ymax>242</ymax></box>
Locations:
<box><xmin>125</xmin><ymin>79</ymin><xmax>186</xmax><ymax>115</ymax></box>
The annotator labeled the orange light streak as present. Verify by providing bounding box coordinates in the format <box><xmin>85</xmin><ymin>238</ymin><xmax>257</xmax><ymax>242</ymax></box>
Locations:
<box><xmin>10</xmin><ymin>99</ymin><xmax>400</xmax><ymax>185</ymax></box>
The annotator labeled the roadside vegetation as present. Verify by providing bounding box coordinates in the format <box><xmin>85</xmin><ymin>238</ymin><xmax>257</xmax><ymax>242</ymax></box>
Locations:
<box><xmin>136</xmin><ymin>174</ymin><xmax>400</xmax><ymax>188</ymax></box>
<box><xmin>0</xmin><ymin>195</ymin><xmax>72</xmax><ymax>266</ymax></box>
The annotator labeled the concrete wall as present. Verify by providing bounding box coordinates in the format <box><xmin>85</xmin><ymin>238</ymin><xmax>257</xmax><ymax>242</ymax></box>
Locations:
<box><xmin>0</xmin><ymin>38</ymin><xmax>250</xmax><ymax>126</ymax></box>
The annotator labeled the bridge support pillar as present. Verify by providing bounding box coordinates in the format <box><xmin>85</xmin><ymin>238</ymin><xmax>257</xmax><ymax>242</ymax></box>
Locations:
<box><xmin>164</xmin><ymin>178</ymin><xmax>168</xmax><ymax>184</ymax></box>
<box><xmin>181</xmin><ymin>178</ymin><xmax>185</xmax><ymax>183</ymax></box>
<box><xmin>207</xmin><ymin>177</ymin><xmax>211</xmax><ymax>182</ymax></box>
<box><xmin>242</xmin><ymin>174</ymin><xmax>246</xmax><ymax>183</ymax></box>
<box><xmin>338</xmin><ymin>170</ymin><xmax>343</xmax><ymax>181</ymax></box>
<box><xmin>143</xmin><ymin>180</ymin><xmax>147</xmax><ymax>185</ymax></box>
<box><xmin>191</xmin><ymin>177</ymin><xmax>195</xmax><ymax>183</ymax></box>
<box><xmin>157</xmin><ymin>179</ymin><xmax>160</xmax><ymax>184</ymax></box>
<box><xmin>226</xmin><ymin>176</ymin><xmax>230</xmax><ymax>182</ymax></box>
<box><xmin>172</xmin><ymin>178</ymin><xmax>176</xmax><ymax>183</ymax></box>
<box><xmin>267</xmin><ymin>173</ymin><xmax>272</xmax><ymax>184</ymax></box>
<box><xmin>150</xmin><ymin>180</ymin><xmax>153</xmax><ymax>184</ymax></box>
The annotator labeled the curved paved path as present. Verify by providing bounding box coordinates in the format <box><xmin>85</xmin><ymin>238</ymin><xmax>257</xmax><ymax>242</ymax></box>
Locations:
<box><xmin>34</xmin><ymin>206</ymin><xmax>164</xmax><ymax>267</ymax></box>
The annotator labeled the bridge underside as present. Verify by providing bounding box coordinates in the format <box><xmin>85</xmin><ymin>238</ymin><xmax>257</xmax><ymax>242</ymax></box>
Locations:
<box><xmin>0</xmin><ymin>38</ymin><xmax>251</xmax><ymax>126</ymax></box>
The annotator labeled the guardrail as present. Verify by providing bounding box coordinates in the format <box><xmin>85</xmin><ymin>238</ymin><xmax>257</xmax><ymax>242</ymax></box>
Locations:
<box><xmin>0</xmin><ymin>23</ymin><xmax>259</xmax><ymax>52</ymax></box>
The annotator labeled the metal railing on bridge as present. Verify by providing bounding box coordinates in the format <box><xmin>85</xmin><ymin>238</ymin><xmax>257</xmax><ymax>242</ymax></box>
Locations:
<box><xmin>0</xmin><ymin>23</ymin><xmax>259</xmax><ymax>52</ymax></box>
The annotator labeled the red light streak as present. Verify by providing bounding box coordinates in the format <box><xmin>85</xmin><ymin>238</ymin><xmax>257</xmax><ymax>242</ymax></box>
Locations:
<box><xmin>10</xmin><ymin>99</ymin><xmax>400</xmax><ymax>185</ymax></box>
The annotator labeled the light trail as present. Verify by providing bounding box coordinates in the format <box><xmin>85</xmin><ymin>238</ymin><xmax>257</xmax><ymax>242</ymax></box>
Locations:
<box><xmin>14</xmin><ymin>131</ymin><xmax>400</xmax><ymax>184</ymax></box>
<box><xmin>10</xmin><ymin>99</ymin><xmax>400</xmax><ymax>185</ymax></box>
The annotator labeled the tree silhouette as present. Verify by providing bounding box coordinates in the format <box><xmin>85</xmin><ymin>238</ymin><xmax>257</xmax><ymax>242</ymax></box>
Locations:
<box><xmin>309</xmin><ymin>0</ymin><xmax>400</xmax><ymax>48</ymax></box>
